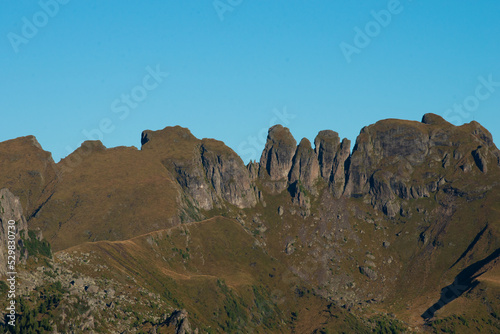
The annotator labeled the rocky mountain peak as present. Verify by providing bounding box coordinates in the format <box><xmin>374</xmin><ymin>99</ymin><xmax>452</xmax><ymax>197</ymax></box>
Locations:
<box><xmin>312</xmin><ymin>130</ymin><xmax>351</xmax><ymax>197</ymax></box>
<box><xmin>259</xmin><ymin>125</ymin><xmax>297</xmax><ymax>182</ymax></box>
<box><xmin>467</xmin><ymin>121</ymin><xmax>496</xmax><ymax>147</ymax></box>
<box><xmin>314</xmin><ymin>130</ymin><xmax>340</xmax><ymax>179</ymax></box>
<box><xmin>289</xmin><ymin>138</ymin><xmax>319</xmax><ymax>194</ymax></box>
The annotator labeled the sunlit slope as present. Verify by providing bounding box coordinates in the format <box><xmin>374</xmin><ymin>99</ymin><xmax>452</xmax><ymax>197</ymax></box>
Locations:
<box><xmin>61</xmin><ymin>216</ymin><xmax>376</xmax><ymax>333</ymax></box>
<box><xmin>30</xmin><ymin>141</ymin><xmax>181</xmax><ymax>251</ymax></box>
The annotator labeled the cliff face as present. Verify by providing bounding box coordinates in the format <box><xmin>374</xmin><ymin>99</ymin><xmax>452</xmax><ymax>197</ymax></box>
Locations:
<box><xmin>142</xmin><ymin>126</ymin><xmax>215</xmax><ymax>210</ymax></box>
<box><xmin>252</xmin><ymin>114</ymin><xmax>499</xmax><ymax>217</ymax></box>
<box><xmin>314</xmin><ymin>131</ymin><xmax>351</xmax><ymax>197</ymax></box>
<box><xmin>288</xmin><ymin>138</ymin><xmax>319</xmax><ymax>193</ymax></box>
<box><xmin>0</xmin><ymin>188</ymin><xmax>28</xmax><ymax>276</ymax></box>
<box><xmin>258</xmin><ymin>125</ymin><xmax>297</xmax><ymax>194</ymax></box>
<box><xmin>201</xmin><ymin>139</ymin><xmax>257</xmax><ymax>209</ymax></box>
<box><xmin>141</xmin><ymin>126</ymin><xmax>257</xmax><ymax>210</ymax></box>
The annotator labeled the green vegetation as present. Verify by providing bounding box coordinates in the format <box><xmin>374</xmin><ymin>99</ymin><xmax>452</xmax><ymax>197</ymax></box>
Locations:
<box><xmin>171</xmin><ymin>247</ymin><xmax>190</xmax><ymax>260</ymax></box>
<box><xmin>0</xmin><ymin>300</ymin><xmax>53</xmax><ymax>333</ymax></box>
<box><xmin>217</xmin><ymin>279</ymin><xmax>249</xmax><ymax>333</ymax></box>
<box><xmin>369</xmin><ymin>315</ymin><xmax>407</xmax><ymax>333</ymax></box>
<box><xmin>20</xmin><ymin>230</ymin><xmax>52</xmax><ymax>258</ymax></box>
<box><xmin>0</xmin><ymin>284</ymin><xmax>64</xmax><ymax>334</ymax></box>
<box><xmin>427</xmin><ymin>314</ymin><xmax>500</xmax><ymax>333</ymax></box>
<box><xmin>252</xmin><ymin>285</ymin><xmax>281</xmax><ymax>329</ymax></box>
<box><xmin>0</xmin><ymin>281</ymin><xmax>8</xmax><ymax>295</ymax></box>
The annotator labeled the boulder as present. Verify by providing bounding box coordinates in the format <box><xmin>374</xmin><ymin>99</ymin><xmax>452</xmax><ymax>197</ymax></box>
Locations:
<box><xmin>359</xmin><ymin>266</ymin><xmax>378</xmax><ymax>280</ymax></box>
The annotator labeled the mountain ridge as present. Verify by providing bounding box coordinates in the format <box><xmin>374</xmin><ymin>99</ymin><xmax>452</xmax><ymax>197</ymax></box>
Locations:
<box><xmin>1</xmin><ymin>113</ymin><xmax>500</xmax><ymax>332</ymax></box>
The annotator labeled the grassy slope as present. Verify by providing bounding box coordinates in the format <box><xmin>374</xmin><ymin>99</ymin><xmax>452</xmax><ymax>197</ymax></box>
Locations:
<box><xmin>29</xmin><ymin>143</ymin><xmax>181</xmax><ymax>251</ymax></box>
<box><xmin>60</xmin><ymin>216</ymin><xmax>377</xmax><ymax>333</ymax></box>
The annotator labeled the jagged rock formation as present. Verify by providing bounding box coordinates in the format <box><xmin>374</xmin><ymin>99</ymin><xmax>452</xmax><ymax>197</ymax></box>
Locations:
<box><xmin>135</xmin><ymin>114</ymin><xmax>500</xmax><ymax>219</ymax></box>
<box><xmin>472</xmin><ymin>146</ymin><xmax>489</xmax><ymax>173</ymax></box>
<box><xmin>359</xmin><ymin>266</ymin><xmax>378</xmax><ymax>280</ymax></box>
<box><xmin>0</xmin><ymin>188</ymin><xmax>29</xmax><ymax>276</ymax></box>
<box><xmin>315</xmin><ymin>130</ymin><xmax>340</xmax><ymax>180</ymax></box>
<box><xmin>258</xmin><ymin>125</ymin><xmax>351</xmax><ymax>202</ymax></box>
<box><xmin>288</xmin><ymin>138</ymin><xmax>319</xmax><ymax>194</ymax></box>
<box><xmin>314</xmin><ymin>131</ymin><xmax>351</xmax><ymax>197</ymax></box>
<box><xmin>141</xmin><ymin>126</ymin><xmax>216</xmax><ymax>210</ymax></box>
<box><xmin>259</xmin><ymin>124</ymin><xmax>297</xmax><ymax>193</ymax></box>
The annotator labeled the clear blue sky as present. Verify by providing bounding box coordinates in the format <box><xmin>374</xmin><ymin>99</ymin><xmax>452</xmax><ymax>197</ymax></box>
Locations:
<box><xmin>1</xmin><ymin>1</ymin><xmax>500</xmax><ymax>163</ymax></box>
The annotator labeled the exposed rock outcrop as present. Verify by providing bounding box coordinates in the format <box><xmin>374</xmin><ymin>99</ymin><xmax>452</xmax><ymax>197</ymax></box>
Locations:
<box><xmin>331</xmin><ymin>138</ymin><xmax>351</xmax><ymax>197</ymax></box>
<box><xmin>247</xmin><ymin>161</ymin><xmax>260</xmax><ymax>181</ymax></box>
<box><xmin>359</xmin><ymin>266</ymin><xmax>378</xmax><ymax>280</ymax></box>
<box><xmin>201</xmin><ymin>139</ymin><xmax>257</xmax><ymax>208</ymax></box>
<box><xmin>288</xmin><ymin>181</ymin><xmax>311</xmax><ymax>216</ymax></box>
<box><xmin>142</xmin><ymin>126</ymin><xmax>214</xmax><ymax>210</ymax></box>
<box><xmin>259</xmin><ymin>125</ymin><xmax>297</xmax><ymax>193</ymax></box>
<box><xmin>314</xmin><ymin>130</ymin><xmax>341</xmax><ymax>180</ymax></box>
<box><xmin>472</xmin><ymin>146</ymin><xmax>488</xmax><ymax>173</ymax></box>
<box><xmin>142</xmin><ymin>126</ymin><xmax>256</xmax><ymax>210</ymax></box>
<box><xmin>258</xmin><ymin>126</ymin><xmax>351</xmax><ymax>199</ymax></box>
<box><xmin>313</xmin><ymin>131</ymin><xmax>351</xmax><ymax>197</ymax></box>
<box><xmin>164</xmin><ymin>309</ymin><xmax>197</xmax><ymax>334</ymax></box>
<box><xmin>0</xmin><ymin>136</ymin><xmax>57</xmax><ymax>218</ymax></box>
<box><xmin>344</xmin><ymin>113</ymin><xmax>500</xmax><ymax>216</ymax></box>
<box><xmin>0</xmin><ymin>188</ymin><xmax>29</xmax><ymax>276</ymax></box>
<box><xmin>288</xmin><ymin>138</ymin><xmax>319</xmax><ymax>193</ymax></box>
